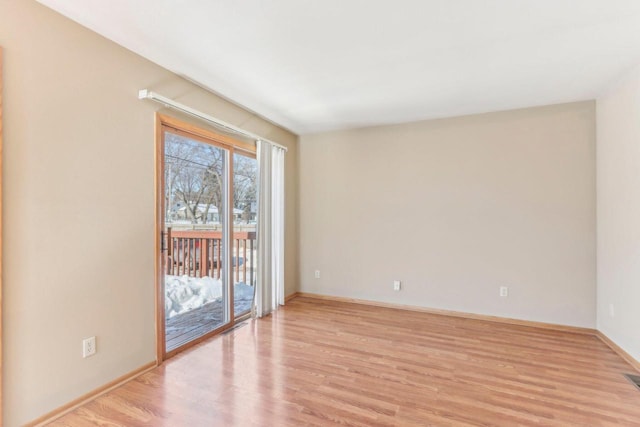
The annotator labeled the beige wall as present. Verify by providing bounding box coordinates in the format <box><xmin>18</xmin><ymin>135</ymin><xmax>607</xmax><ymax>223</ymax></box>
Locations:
<box><xmin>0</xmin><ymin>1</ymin><xmax>298</xmax><ymax>425</ymax></box>
<box><xmin>299</xmin><ymin>102</ymin><xmax>596</xmax><ymax>328</ymax></box>
<box><xmin>596</xmin><ymin>65</ymin><xmax>640</xmax><ymax>363</ymax></box>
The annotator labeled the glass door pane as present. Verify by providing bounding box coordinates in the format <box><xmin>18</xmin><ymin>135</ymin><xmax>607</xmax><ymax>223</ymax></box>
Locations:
<box><xmin>163</xmin><ymin>130</ymin><xmax>230</xmax><ymax>353</ymax></box>
<box><xmin>233</xmin><ymin>152</ymin><xmax>258</xmax><ymax>317</ymax></box>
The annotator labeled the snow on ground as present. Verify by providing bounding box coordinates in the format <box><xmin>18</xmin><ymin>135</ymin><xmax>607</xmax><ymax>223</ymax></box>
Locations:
<box><xmin>165</xmin><ymin>275</ymin><xmax>254</xmax><ymax>318</ymax></box>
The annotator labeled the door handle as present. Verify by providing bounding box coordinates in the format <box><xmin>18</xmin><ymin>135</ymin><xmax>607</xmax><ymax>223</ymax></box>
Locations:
<box><xmin>161</xmin><ymin>227</ymin><xmax>172</xmax><ymax>256</ymax></box>
<box><xmin>167</xmin><ymin>227</ymin><xmax>172</xmax><ymax>256</ymax></box>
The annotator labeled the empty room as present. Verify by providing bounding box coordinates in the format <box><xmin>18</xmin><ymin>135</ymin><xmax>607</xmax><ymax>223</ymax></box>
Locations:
<box><xmin>2</xmin><ymin>0</ymin><xmax>640</xmax><ymax>426</ymax></box>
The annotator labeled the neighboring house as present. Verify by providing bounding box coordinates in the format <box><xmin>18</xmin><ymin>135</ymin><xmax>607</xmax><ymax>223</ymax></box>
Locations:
<box><xmin>171</xmin><ymin>203</ymin><xmax>246</xmax><ymax>223</ymax></box>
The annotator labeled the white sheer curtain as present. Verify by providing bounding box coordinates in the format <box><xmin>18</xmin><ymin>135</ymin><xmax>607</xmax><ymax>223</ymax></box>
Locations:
<box><xmin>253</xmin><ymin>140</ymin><xmax>286</xmax><ymax>318</ymax></box>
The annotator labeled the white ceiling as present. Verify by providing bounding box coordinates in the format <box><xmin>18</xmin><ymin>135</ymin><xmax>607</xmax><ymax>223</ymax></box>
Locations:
<box><xmin>37</xmin><ymin>0</ymin><xmax>640</xmax><ymax>134</ymax></box>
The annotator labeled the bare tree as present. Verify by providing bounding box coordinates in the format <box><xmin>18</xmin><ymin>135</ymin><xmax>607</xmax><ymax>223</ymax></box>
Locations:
<box><xmin>165</xmin><ymin>133</ymin><xmax>225</xmax><ymax>224</ymax></box>
<box><xmin>233</xmin><ymin>154</ymin><xmax>257</xmax><ymax>222</ymax></box>
<box><xmin>165</xmin><ymin>134</ymin><xmax>258</xmax><ymax>225</ymax></box>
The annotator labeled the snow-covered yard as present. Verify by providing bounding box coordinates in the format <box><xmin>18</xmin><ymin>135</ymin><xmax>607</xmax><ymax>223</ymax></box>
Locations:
<box><xmin>165</xmin><ymin>275</ymin><xmax>254</xmax><ymax>318</ymax></box>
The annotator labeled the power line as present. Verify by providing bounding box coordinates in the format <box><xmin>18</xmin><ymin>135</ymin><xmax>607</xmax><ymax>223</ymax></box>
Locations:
<box><xmin>165</xmin><ymin>154</ymin><xmax>256</xmax><ymax>179</ymax></box>
<box><xmin>165</xmin><ymin>154</ymin><xmax>216</xmax><ymax>169</ymax></box>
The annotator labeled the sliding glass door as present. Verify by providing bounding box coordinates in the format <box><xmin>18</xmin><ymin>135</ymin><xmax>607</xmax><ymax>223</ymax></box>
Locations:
<box><xmin>162</xmin><ymin>129</ymin><xmax>230</xmax><ymax>354</ymax></box>
<box><xmin>157</xmin><ymin>116</ymin><xmax>257</xmax><ymax>358</ymax></box>
<box><xmin>232</xmin><ymin>152</ymin><xmax>258</xmax><ymax>317</ymax></box>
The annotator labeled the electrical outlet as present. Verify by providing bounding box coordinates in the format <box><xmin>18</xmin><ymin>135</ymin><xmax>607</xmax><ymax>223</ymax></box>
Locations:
<box><xmin>393</xmin><ymin>280</ymin><xmax>401</xmax><ymax>291</ymax></box>
<box><xmin>499</xmin><ymin>286</ymin><xmax>509</xmax><ymax>297</ymax></box>
<box><xmin>314</xmin><ymin>270</ymin><xmax>320</xmax><ymax>279</ymax></box>
<box><xmin>83</xmin><ymin>336</ymin><xmax>96</xmax><ymax>358</ymax></box>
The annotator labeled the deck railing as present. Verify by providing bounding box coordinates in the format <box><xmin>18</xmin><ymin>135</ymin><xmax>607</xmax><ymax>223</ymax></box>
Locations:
<box><xmin>165</xmin><ymin>229</ymin><xmax>256</xmax><ymax>285</ymax></box>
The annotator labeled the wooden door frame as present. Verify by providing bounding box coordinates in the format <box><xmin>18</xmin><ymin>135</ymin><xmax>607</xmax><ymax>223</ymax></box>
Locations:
<box><xmin>0</xmin><ymin>46</ymin><xmax>5</xmax><ymax>427</ymax></box>
<box><xmin>154</xmin><ymin>113</ymin><xmax>255</xmax><ymax>363</ymax></box>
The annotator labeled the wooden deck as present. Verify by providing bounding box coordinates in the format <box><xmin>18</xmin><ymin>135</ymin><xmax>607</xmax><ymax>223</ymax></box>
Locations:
<box><xmin>166</xmin><ymin>298</ymin><xmax>252</xmax><ymax>351</ymax></box>
<box><xmin>51</xmin><ymin>297</ymin><xmax>640</xmax><ymax>426</ymax></box>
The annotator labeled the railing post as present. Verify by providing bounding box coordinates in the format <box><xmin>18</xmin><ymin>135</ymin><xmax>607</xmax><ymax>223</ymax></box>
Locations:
<box><xmin>168</xmin><ymin>236</ymin><xmax>173</xmax><ymax>275</ymax></box>
<box><xmin>178</xmin><ymin>238</ymin><xmax>182</xmax><ymax>276</ymax></box>
<box><xmin>187</xmin><ymin>237</ymin><xmax>192</xmax><ymax>277</ymax></box>
<box><xmin>216</xmin><ymin>238</ymin><xmax>221</xmax><ymax>279</ymax></box>
<box><xmin>242</xmin><ymin>239</ymin><xmax>247</xmax><ymax>284</ymax></box>
<box><xmin>199</xmin><ymin>238</ymin><xmax>206</xmax><ymax>277</ymax></box>
<box><xmin>182</xmin><ymin>238</ymin><xmax>187</xmax><ymax>276</ymax></box>
<box><xmin>207</xmin><ymin>239</ymin><xmax>213</xmax><ymax>277</ymax></box>
<box><xmin>235</xmin><ymin>239</ymin><xmax>240</xmax><ymax>284</ymax></box>
<box><xmin>249</xmin><ymin>238</ymin><xmax>254</xmax><ymax>286</ymax></box>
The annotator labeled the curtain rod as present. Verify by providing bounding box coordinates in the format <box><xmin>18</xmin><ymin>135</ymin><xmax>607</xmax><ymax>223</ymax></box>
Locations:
<box><xmin>138</xmin><ymin>89</ymin><xmax>288</xmax><ymax>152</ymax></box>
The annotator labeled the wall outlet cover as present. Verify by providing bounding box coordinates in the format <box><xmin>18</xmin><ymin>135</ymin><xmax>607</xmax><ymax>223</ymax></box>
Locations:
<box><xmin>82</xmin><ymin>336</ymin><xmax>96</xmax><ymax>358</ymax></box>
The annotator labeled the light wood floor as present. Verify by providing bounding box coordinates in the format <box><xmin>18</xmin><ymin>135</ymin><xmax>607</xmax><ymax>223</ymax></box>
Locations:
<box><xmin>50</xmin><ymin>297</ymin><xmax>640</xmax><ymax>426</ymax></box>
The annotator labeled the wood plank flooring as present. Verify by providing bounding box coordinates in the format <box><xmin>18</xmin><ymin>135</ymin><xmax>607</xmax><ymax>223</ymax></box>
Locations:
<box><xmin>49</xmin><ymin>297</ymin><xmax>640</xmax><ymax>426</ymax></box>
